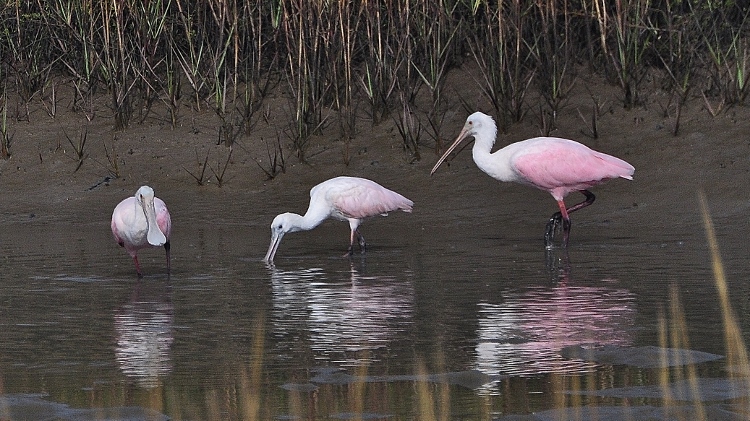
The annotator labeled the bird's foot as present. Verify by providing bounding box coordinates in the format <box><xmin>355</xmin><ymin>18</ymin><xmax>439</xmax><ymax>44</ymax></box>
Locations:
<box><xmin>544</xmin><ymin>212</ymin><xmax>563</xmax><ymax>248</ymax></box>
<box><xmin>544</xmin><ymin>212</ymin><xmax>571</xmax><ymax>249</ymax></box>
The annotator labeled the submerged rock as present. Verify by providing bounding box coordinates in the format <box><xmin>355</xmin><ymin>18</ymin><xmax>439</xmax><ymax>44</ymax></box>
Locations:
<box><xmin>495</xmin><ymin>403</ymin><xmax>750</xmax><ymax>421</ymax></box>
<box><xmin>308</xmin><ymin>367</ymin><xmax>495</xmax><ymax>389</ymax></box>
<box><xmin>560</xmin><ymin>345</ymin><xmax>724</xmax><ymax>368</ymax></box>
<box><xmin>566</xmin><ymin>377</ymin><xmax>750</xmax><ymax>401</ymax></box>
<box><xmin>280</xmin><ymin>382</ymin><xmax>319</xmax><ymax>392</ymax></box>
<box><xmin>0</xmin><ymin>394</ymin><xmax>169</xmax><ymax>421</ymax></box>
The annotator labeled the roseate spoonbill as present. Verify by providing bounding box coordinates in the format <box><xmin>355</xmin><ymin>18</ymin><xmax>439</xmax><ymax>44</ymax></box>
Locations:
<box><xmin>111</xmin><ymin>186</ymin><xmax>172</xmax><ymax>276</ymax></box>
<box><xmin>431</xmin><ymin>112</ymin><xmax>634</xmax><ymax>247</ymax></box>
<box><xmin>264</xmin><ymin>176</ymin><xmax>413</xmax><ymax>262</ymax></box>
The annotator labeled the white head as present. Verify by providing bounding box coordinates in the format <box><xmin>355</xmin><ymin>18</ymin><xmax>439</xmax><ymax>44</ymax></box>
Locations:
<box><xmin>263</xmin><ymin>212</ymin><xmax>303</xmax><ymax>263</ymax></box>
<box><xmin>431</xmin><ymin>112</ymin><xmax>497</xmax><ymax>175</ymax></box>
<box><xmin>135</xmin><ymin>185</ymin><xmax>167</xmax><ymax>247</ymax></box>
<box><xmin>136</xmin><ymin>185</ymin><xmax>155</xmax><ymax>204</ymax></box>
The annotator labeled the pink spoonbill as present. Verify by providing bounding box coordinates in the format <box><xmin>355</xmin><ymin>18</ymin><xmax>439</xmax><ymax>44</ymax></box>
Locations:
<box><xmin>431</xmin><ymin>112</ymin><xmax>634</xmax><ymax>247</ymax></box>
<box><xmin>264</xmin><ymin>176</ymin><xmax>413</xmax><ymax>263</ymax></box>
<box><xmin>111</xmin><ymin>186</ymin><xmax>172</xmax><ymax>276</ymax></box>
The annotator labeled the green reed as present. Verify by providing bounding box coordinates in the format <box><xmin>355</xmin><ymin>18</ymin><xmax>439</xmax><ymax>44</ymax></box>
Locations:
<box><xmin>237</xmin><ymin>0</ymin><xmax>277</xmax><ymax>137</ymax></box>
<box><xmin>280</xmin><ymin>0</ymin><xmax>332</xmax><ymax>161</ymax></box>
<box><xmin>359</xmin><ymin>0</ymin><xmax>402</xmax><ymax>126</ymax></box>
<box><xmin>693</xmin><ymin>3</ymin><xmax>750</xmax><ymax>107</ymax></box>
<box><xmin>527</xmin><ymin>0</ymin><xmax>574</xmax><ymax>132</ymax></box>
<box><xmin>606</xmin><ymin>0</ymin><xmax>652</xmax><ymax>109</ymax></box>
<box><xmin>467</xmin><ymin>0</ymin><xmax>534</xmax><ymax>133</ymax></box>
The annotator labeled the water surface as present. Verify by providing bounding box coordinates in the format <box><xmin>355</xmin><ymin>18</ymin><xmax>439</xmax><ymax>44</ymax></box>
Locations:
<box><xmin>0</xmin><ymin>174</ymin><xmax>746</xmax><ymax>419</ymax></box>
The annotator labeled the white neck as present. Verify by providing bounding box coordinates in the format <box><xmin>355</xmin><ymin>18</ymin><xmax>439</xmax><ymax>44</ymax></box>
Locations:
<box><xmin>471</xmin><ymin>132</ymin><xmax>519</xmax><ymax>182</ymax></box>
<box><xmin>289</xmin><ymin>207</ymin><xmax>329</xmax><ymax>232</ymax></box>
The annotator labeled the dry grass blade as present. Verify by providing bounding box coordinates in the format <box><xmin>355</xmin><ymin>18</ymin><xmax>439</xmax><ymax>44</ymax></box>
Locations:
<box><xmin>702</xmin><ymin>91</ymin><xmax>725</xmax><ymax>117</ymax></box>
<box><xmin>0</xmin><ymin>91</ymin><xmax>11</xmax><ymax>159</ymax></box>
<box><xmin>698</xmin><ymin>191</ymin><xmax>750</xmax><ymax>381</ymax></box>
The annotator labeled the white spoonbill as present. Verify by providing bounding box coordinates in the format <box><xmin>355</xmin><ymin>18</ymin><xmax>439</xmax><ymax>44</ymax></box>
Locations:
<box><xmin>431</xmin><ymin>112</ymin><xmax>634</xmax><ymax>247</ymax></box>
<box><xmin>264</xmin><ymin>176</ymin><xmax>413</xmax><ymax>262</ymax></box>
<box><xmin>111</xmin><ymin>186</ymin><xmax>172</xmax><ymax>276</ymax></box>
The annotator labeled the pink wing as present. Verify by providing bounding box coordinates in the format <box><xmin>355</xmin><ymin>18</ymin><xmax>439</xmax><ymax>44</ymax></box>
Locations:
<box><xmin>513</xmin><ymin>138</ymin><xmax>634</xmax><ymax>197</ymax></box>
<box><xmin>111</xmin><ymin>196</ymin><xmax>134</xmax><ymax>245</ymax></box>
<box><xmin>326</xmin><ymin>178</ymin><xmax>413</xmax><ymax>219</ymax></box>
<box><xmin>111</xmin><ymin>215</ymin><xmax>123</xmax><ymax>244</ymax></box>
<box><xmin>154</xmin><ymin>198</ymin><xmax>172</xmax><ymax>240</ymax></box>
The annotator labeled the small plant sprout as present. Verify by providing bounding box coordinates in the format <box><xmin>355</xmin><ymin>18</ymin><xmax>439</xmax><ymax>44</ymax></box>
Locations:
<box><xmin>183</xmin><ymin>148</ymin><xmax>210</xmax><ymax>186</ymax></box>
<box><xmin>63</xmin><ymin>126</ymin><xmax>88</xmax><ymax>172</ymax></box>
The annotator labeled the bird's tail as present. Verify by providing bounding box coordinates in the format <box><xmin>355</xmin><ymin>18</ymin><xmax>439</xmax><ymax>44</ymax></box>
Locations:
<box><xmin>597</xmin><ymin>152</ymin><xmax>635</xmax><ymax>180</ymax></box>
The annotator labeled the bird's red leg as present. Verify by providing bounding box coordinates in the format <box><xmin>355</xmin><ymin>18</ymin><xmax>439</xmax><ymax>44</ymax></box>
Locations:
<box><xmin>559</xmin><ymin>201</ymin><xmax>572</xmax><ymax>247</ymax></box>
<box><xmin>545</xmin><ymin>190</ymin><xmax>596</xmax><ymax>247</ymax></box>
<box><xmin>133</xmin><ymin>255</ymin><xmax>143</xmax><ymax>278</ymax></box>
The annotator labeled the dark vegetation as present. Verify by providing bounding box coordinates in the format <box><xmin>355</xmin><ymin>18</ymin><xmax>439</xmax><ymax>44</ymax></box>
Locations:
<box><xmin>0</xmin><ymin>0</ymin><xmax>748</xmax><ymax>164</ymax></box>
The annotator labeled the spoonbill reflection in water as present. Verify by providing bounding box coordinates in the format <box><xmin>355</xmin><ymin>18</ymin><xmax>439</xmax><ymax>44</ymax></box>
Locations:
<box><xmin>264</xmin><ymin>176</ymin><xmax>413</xmax><ymax>262</ymax></box>
<box><xmin>111</xmin><ymin>186</ymin><xmax>172</xmax><ymax>276</ymax></box>
<box><xmin>431</xmin><ymin>112</ymin><xmax>634</xmax><ymax>247</ymax></box>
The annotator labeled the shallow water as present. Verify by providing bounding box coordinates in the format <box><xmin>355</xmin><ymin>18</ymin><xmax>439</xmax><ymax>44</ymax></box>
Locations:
<box><xmin>0</xmin><ymin>174</ymin><xmax>748</xmax><ymax>419</ymax></box>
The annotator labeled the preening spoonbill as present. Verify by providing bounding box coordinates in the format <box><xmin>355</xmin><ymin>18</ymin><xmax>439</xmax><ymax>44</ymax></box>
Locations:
<box><xmin>264</xmin><ymin>176</ymin><xmax>413</xmax><ymax>262</ymax></box>
<box><xmin>111</xmin><ymin>186</ymin><xmax>172</xmax><ymax>276</ymax></box>
<box><xmin>431</xmin><ymin>112</ymin><xmax>634</xmax><ymax>247</ymax></box>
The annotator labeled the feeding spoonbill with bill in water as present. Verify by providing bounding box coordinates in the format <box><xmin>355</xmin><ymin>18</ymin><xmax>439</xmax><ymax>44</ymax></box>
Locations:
<box><xmin>111</xmin><ymin>186</ymin><xmax>172</xmax><ymax>276</ymax></box>
<box><xmin>431</xmin><ymin>112</ymin><xmax>634</xmax><ymax>247</ymax></box>
<box><xmin>264</xmin><ymin>176</ymin><xmax>413</xmax><ymax>263</ymax></box>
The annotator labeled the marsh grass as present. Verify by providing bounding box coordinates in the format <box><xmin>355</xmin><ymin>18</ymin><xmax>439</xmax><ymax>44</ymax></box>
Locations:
<box><xmin>467</xmin><ymin>0</ymin><xmax>534</xmax><ymax>133</ymax></box>
<box><xmin>0</xmin><ymin>89</ymin><xmax>11</xmax><ymax>159</ymax></box>
<box><xmin>2</xmin><ymin>0</ymin><xmax>750</xmax><ymax>165</ymax></box>
<box><xmin>184</xmin><ymin>148</ymin><xmax>211</xmax><ymax>186</ymax></box>
<box><xmin>101</xmin><ymin>140</ymin><xmax>120</xmax><ymax>178</ymax></box>
<box><xmin>209</xmin><ymin>146</ymin><xmax>234</xmax><ymax>187</ymax></box>
<box><xmin>63</xmin><ymin>126</ymin><xmax>88</xmax><ymax>172</ymax></box>
<box><xmin>253</xmin><ymin>134</ymin><xmax>286</xmax><ymax>180</ymax></box>
<box><xmin>576</xmin><ymin>94</ymin><xmax>607</xmax><ymax>139</ymax></box>
<box><xmin>699</xmin><ymin>191</ymin><xmax>750</xmax><ymax>403</ymax></box>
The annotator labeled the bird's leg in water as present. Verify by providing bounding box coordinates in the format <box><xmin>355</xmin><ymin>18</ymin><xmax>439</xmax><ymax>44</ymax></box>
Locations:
<box><xmin>345</xmin><ymin>230</ymin><xmax>367</xmax><ymax>257</ymax></box>
<box><xmin>133</xmin><ymin>256</ymin><xmax>143</xmax><ymax>278</ymax></box>
<box><xmin>345</xmin><ymin>230</ymin><xmax>356</xmax><ymax>256</ymax></box>
<box><xmin>545</xmin><ymin>210</ymin><xmax>568</xmax><ymax>248</ymax></box>
<box><xmin>356</xmin><ymin>231</ymin><xmax>367</xmax><ymax>254</ymax></box>
<box><xmin>544</xmin><ymin>190</ymin><xmax>596</xmax><ymax>247</ymax></box>
<box><xmin>164</xmin><ymin>241</ymin><xmax>171</xmax><ymax>273</ymax></box>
